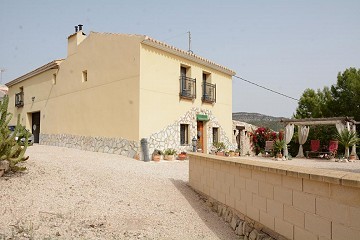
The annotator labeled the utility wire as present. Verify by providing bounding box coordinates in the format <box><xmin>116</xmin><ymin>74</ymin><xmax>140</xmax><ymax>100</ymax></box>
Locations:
<box><xmin>233</xmin><ymin>75</ymin><xmax>299</xmax><ymax>101</ymax></box>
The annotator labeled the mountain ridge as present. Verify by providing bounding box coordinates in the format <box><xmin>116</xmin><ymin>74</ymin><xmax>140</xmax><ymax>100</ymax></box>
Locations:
<box><xmin>232</xmin><ymin>112</ymin><xmax>286</xmax><ymax>131</ymax></box>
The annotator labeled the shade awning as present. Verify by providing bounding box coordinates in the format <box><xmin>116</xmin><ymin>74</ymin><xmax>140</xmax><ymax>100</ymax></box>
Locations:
<box><xmin>197</xmin><ymin>114</ymin><xmax>209</xmax><ymax>121</ymax></box>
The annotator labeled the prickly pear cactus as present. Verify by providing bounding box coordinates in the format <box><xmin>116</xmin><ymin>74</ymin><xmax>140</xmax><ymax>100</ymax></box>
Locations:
<box><xmin>0</xmin><ymin>95</ymin><xmax>30</xmax><ymax>173</ymax></box>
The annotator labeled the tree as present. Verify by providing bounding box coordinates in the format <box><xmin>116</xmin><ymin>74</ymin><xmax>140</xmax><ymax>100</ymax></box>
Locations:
<box><xmin>294</xmin><ymin>87</ymin><xmax>332</xmax><ymax>119</ymax></box>
<box><xmin>329</xmin><ymin>68</ymin><xmax>360</xmax><ymax>120</ymax></box>
<box><xmin>295</xmin><ymin>68</ymin><xmax>360</xmax><ymax>121</ymax></box>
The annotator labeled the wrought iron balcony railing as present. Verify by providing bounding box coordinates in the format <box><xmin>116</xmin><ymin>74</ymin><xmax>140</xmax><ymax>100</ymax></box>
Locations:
<box><xmin>15</xmin><ymin>92</ymin><xmax>24</xmax><ymax>108</ymax></box>
<box><xmin>179</xmin><ymin>76</ymin><xmax>196</xmax><ymax>99</ymax></box>
<box><xmin>202</xmin><ymin>82</ymin><xmax>216</xmax><ymax>103</ymax></box>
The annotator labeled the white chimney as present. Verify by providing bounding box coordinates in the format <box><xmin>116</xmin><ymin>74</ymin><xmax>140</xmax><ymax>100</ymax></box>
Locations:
<box><xmin>67</xmin><ymin>25</ymin><xmax>86</xmax><ymax>56</ymax></box>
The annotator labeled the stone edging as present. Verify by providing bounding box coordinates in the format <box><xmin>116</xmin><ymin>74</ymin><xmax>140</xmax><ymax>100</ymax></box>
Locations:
<box><xmin>188</xmin><ymin>153</ymin><xmax>360</xmax><ymax>188</ymax></box>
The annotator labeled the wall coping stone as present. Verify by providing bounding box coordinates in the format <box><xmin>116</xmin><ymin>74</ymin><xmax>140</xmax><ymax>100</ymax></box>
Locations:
<box><xmin>189</xmin><ymin>153</ymin><xmax>360</xmax><ymax>188</ymax></box>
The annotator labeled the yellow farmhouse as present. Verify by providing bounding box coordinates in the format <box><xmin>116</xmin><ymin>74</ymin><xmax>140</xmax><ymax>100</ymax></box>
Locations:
<box><xmin>6</xmin><ymin>26</ymin><xmax>236</xmax><ymax>159</ymax></box>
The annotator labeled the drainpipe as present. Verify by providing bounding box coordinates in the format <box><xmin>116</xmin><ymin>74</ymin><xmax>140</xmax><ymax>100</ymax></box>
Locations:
<box><xmin>141</xmin><ymin>138</ymin><xmax>150</xmax><ymax>162</ymax></box>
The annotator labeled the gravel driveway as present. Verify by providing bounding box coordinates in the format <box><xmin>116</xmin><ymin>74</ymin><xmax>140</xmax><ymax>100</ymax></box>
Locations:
<box><xmin>0</xmin><ymin>145</ymin><xmax>237</xmax><ymax>240</ymax></box>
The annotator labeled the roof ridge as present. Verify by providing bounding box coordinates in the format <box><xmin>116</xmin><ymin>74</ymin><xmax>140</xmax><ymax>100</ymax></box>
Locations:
<box><xmin>143</xmin><ymin>36</ymin><xmax>235</xmax><ymax>75</ymax></box>
<box><xmin>91</xmin><ymin>32</ymin><xmax>235</xmax><ymax>74</ymax></box>
<box><xmin>90</xmin><ymin>31</ymin><xmax>147</xmax><ymax>38</ymax></box>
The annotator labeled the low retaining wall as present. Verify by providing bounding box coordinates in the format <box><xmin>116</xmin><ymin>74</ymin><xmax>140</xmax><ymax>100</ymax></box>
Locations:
<box><xmin>189</xmin><ymin>153</ymin><xmax>360</xmax><ymax>240</ymax></box>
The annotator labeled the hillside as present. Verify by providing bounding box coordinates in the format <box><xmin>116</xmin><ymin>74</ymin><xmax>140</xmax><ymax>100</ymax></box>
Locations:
<box><xmin>232</xmin><ymin>112</ymin><xmax>286</xmax><ymax>131</ymax></box>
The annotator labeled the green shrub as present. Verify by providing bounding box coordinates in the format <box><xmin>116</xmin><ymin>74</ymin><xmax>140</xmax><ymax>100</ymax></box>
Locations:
<box><xmin>213</xmin><ymin>142</ymin><xmax>226</xmax><ymax>152</ymax></box>
<box><xmin>164</xmin><ymin>148</ymin><xmax>177</xmax><ymax>155</ymax></box>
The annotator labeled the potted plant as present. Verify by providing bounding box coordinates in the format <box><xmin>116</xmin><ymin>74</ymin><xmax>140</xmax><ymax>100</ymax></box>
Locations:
<box><xmin>213</xmin><ymin>142</ymin><xmax>225</xmax><ymax>156</ymax></box>
<box><xmin>349</xmin><ymin>154</ymin><xmax>356</xmax><ymax>160</ymax></box>
<box><xmin>229</xmin><ymin>150</ymin><xmax>235</xmax><ymax>157</ymax></box>
<box><xmin>273</xmin><ymin>139</ymin><xmax>285</xmax><ymax>159</ymax></box>
<box><xmin>152</xmin><ymin>149</ymin><xmax>162</xmax><ymax>162</ymax></box>
<box><xmin>234</xmin><ymin>148</ymin><xmax>240</xmax><ymax>156</ymax></box>
<box><xmin>178</xmin><ymin>151</ymin><xmax>187</xmax><ymax>160</ymax></box>
<box><xmin>163</xmin><ymin>148</ymin><xmax>177</xmax><ymax>161</ymax></box>
<box><xmin>335</xmin><ymin>129</ymin><xmax>360</xmax><ymax>159</ymax></box>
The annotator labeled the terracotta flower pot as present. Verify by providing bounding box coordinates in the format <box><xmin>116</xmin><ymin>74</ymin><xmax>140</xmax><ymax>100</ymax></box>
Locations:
<box><xmin>152</xmin><ymin>155</ymin><xmax>161</xmax><ymax>162</ymax></box>
<box><xmin>229</xmin><ymin>152</ymin><xmax>235</xmax><ymax>157</ymax></box>
<box><xmin>216</xmin><ymin>152</ymin><xmax>224</xmax><ymax>156</ymax></box>
<box><xmin>178</xmin><ymin>154</ymin><xmax>187</xmax><ymax>160</ymax></box>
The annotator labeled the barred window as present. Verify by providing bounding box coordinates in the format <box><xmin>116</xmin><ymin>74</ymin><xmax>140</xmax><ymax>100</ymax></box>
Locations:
<box><xmin>213</xmin><ymin>127</ymin><xmax>219</xmax><ymax>143</ymax></box>
<box><xmin>180</xmin><ymin>124</ymin><xmax>189</xmax><ymax>145</ymax></box>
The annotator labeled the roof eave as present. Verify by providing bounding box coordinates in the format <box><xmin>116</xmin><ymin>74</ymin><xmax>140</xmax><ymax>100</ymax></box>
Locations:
<box><xmin>6</xmin><ymin>60</ymin><xmax>63</xmax><ymax>87</ymax></box>
<box><xmin>141</xmin><ymin>40</ymin><xmax>236</xmax><ymax>76</ymax></box>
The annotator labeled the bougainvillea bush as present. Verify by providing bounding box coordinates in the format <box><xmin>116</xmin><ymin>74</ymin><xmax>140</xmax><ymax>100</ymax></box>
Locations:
<box><xmin>249</xmin><ymin>127</ymin><xmax>283</xmax><ymax>155</ymax></box>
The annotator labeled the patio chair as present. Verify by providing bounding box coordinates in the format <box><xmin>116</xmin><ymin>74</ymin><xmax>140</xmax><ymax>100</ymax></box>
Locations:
<box><xmin>306</xmin><ymin>140</ymin><xmax>320</xmax><ymax>158</ymax></box>
<box><xmin>327</xmin><ymin>140</ymin><xmax>338</xmax><ymax>159</ymax></box>
<box><xmin>265</xmin><ymin>141</ymin><xmax>274</xmax><ymax>157</ymax></box>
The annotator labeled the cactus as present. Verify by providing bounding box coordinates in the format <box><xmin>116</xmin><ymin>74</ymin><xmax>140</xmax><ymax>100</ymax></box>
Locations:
<box><xmin>0</xmin><ymin>95</ymin><xmax>30</xmax><ymax>173</ymax></box>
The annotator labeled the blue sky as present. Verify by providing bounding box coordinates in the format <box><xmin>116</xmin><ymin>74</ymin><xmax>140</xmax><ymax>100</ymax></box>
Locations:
<box><xmin>1</xmin><ymin>0</ymin><xmax>359</xmax><ymax>117</ymax></box>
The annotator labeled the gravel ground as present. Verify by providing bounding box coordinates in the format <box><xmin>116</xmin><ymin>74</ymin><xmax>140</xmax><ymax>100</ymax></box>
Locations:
<box><xmin>0</xmin><ymin>145</ymin><xmax>238</xmax><ymax>240</ymax></box>
<box><xmin>236</xmin><ymin>156</ymin><xmax>360</xmax><ymax>173</ymax></box>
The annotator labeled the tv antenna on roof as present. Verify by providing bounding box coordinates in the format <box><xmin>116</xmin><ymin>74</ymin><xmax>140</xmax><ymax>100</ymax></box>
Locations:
<box><xmin>0</xmin><ymin>68</ymin><xmax>5</xmax><ymax>84</ymax></box>
<box><xmin>187</xmin><ymin>31</ymin><xmax>193</xmax><ymax>54</ymax></box>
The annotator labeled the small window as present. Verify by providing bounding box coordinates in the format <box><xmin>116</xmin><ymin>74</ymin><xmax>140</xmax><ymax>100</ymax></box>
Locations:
<box><xmin>203</xmin><ymin>73</ymin><xmax>207</xmax><ymax>82</ymax></box>
<box><xmin>52</xmin><ymin>74</ymin><xmax>57</xmax><ymax>85</ymax></box>
<box><xmin>15</xmin><ymin>87</ymin><xmax>24</xmax><ymax>108</ymax></box>
<box><xmin>203</xmin><ymin>72</ymin><xmax>210</xmax><ymax>82</ymax></box>
<box><xmin>213</xmin><ymin>127</ymin><xmax>219</xmax><ymax>143</ymax></box>
<box><xmin>181</xmin><ymin>66</ymin><xmax>187</xmax><ymax>77</ymax></box>
<box><xmin>82</xmin><ymin>70</ymin><xmax>88</xmax><ymax>82</ymax></box>
<box><xmin>180</xmin><ymin>124</ymin><xmax>189</xmax><ymax>145</ymax></box>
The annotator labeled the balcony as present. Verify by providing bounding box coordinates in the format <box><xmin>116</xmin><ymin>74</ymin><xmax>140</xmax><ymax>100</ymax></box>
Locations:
<box><xmin>15</xmin><ymin>92</ymin><xmax>24</xmax><ymax>108</ymax></box>
<box><xmin>202</xmin><ymin>82</ymin><xmax>216</xmax><ymax>103</ymax></box>
<box><xmin>179</xmin><ymin>76</ymin><xmax>196</xmax><ymax>100</ymax></box>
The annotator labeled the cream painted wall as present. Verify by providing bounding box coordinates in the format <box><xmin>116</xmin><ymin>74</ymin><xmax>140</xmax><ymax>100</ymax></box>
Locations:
<box><xmin>139</xmin><ymin>44</ymin><xmax>233</xmax><ymax>141</ymax></box>
<box><xmin>7</xmin><ymin>32</ymin><xmax>233</xmax><ymax>146</ymax></box>
<box><xmin>45</xmin><ymin>33</ymin><xmax>142</xmax><ymax>141</ymax></box>
<box><xmin>8</xmin><ymin>33</ymin><xmax>142</xmax><ymax>141</ymax></box>
<box><xmin>7</xmin><ymin>70</ymin><xmax>58</xmax><ymax>130</ymax></box>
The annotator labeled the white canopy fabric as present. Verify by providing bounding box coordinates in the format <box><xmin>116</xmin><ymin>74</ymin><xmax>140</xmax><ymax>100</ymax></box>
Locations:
<box><xmin>284</xmin><ymin>124</ymin><xmax>294</xmax><ymax>157</ymax></box>
<box><xmin>335</xmin><ymin>122</ymin><xmax>346</xmax><ymax>134</ymax></box>
<box><xmin>351</xmin><ymin>125</ymin><xmax>357</xmax><ymax>156</ymax></box>
<box><xmin>281</xmin><ymin>117</ymin><xmax>358</xmax><ymax>160</ymax></box>
<box><xmin>296</xmin><ymin>126</ymin><xmax>310</xmax><ymax>158</ymax></box>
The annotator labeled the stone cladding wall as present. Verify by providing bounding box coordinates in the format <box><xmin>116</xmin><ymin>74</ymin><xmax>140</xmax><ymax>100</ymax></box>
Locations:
<box><xmin>39</xmin><ymin>108</ymin><xmax>234</xmax><ymax>160</ymax></box>
<box><xmin>147</xmin><ymin>107</ymin><xmax>235</xmax><ymax>157</ymax></box>
<box><xmin>40</xmin><ymin>134</ymin><xmax>139</xmax><ymax>158</ymax></box>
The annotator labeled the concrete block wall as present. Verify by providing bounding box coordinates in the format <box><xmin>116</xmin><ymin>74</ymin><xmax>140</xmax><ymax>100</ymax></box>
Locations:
<box><xmin>189</xmin><ymin>153</ymin><xmax>360</xmax><ymax>240</ymax></box>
